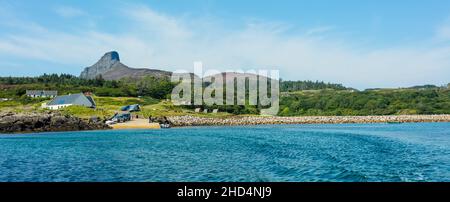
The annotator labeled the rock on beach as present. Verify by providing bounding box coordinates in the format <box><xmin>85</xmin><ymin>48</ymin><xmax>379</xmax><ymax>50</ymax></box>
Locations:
<box><xmin>0</xmin><ymin>112</ymin><xmax>111</xmax><ymax>134</ymax></box>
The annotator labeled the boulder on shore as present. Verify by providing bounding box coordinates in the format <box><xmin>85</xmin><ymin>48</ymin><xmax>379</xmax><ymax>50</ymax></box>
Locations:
<box><xmin>0</xmin><ymin>112</ymin><xmax>111</xmax><ymax>134</ymax></box>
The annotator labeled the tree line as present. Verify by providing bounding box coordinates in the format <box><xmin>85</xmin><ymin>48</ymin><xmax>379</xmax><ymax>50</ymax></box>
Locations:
<box><xmin>0</xmin><ymin>74</ymin><xmax>174</xmax><ymax>100</ymax></box>
<box><xmin>279</xmin><ymin>88</ymin><xmax>450</xmax><ymax>116</ymax></box>
<box><xmin>280</xmin><ymin>80</ymin><xmax>349</xmax><ymax>91</ymax></box>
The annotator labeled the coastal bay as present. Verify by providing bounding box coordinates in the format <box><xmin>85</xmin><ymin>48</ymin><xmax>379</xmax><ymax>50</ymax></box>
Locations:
<box><xmin>0</xmin><ymin>123</ymin><xmax>448</xmax><ymax>182</ymax></box>
<box><xmin>1</xmin><ymin>112</ymin><xmax>450</xmax><ymax>134</ymax></box>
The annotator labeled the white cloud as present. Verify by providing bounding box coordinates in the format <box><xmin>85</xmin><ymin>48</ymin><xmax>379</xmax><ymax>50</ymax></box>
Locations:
<box><xmin>0</xmin><ymin>4</ymin><xmax>449</xmax><ymax>89</ymax></box>
<box><xmin>124</xmin><ymin>5</ymin><xmax>193</xmax><ymax>39</ymax></box>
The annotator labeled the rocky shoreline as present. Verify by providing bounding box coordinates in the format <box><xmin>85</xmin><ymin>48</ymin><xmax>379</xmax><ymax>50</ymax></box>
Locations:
<box><xmin>167</xmin><ymin>115</ymin><xmax>450</xmax><ymax>126</ymax></box>
<box><xmin>1</xmin><ymin>113</ymin><xmax>449</xmax><ymax>134</ymax></box>
<box><xmin>0</xmin><ymin>112</ymin><xmax>111</xmax><ymax>134</ymax></box>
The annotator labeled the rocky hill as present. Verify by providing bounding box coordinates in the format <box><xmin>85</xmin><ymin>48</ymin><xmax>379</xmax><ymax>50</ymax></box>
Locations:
<box><xmin>80</xmin><ymin>51</ymin><xmax>172</xmax><ymax>80</ymax></box>
<box><xmin>80</xmin><ymin>51</ymin><xmax>271</xmax><ymax>82</ymax></box>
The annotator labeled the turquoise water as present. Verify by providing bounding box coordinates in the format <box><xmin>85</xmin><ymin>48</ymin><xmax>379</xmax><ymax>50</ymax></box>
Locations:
<box><xmin>0</xmin><ymin>123</ymin><xmax>449</xmax><ymax>182</ymax></box>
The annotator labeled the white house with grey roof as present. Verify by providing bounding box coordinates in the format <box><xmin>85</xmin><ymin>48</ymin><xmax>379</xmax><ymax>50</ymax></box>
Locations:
<box><xmin>26</xmin><ymin>90</ymin><xmax>58</xmax><ymax>98</ymax></box>
<box><xmin>43</xmin><ymin>93</ymin><xmax>96</xmax><ymax>110</ymax></box>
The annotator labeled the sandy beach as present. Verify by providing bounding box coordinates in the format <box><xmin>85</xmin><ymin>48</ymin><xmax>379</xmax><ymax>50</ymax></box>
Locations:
<box><xmin>110</xmin><ymin>119</ymin><xmax>161</xmax><ymax>129</ymax></box>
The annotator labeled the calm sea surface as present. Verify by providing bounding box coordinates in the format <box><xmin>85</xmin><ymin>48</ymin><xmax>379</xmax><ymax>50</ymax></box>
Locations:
<box><xmin>0</xmin><ymin>123</ymin><xmax>449</xmax><ymax>182</ymax></box>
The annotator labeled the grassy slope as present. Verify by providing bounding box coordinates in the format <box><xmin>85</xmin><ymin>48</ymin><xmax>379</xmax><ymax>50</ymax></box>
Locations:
<box><xmin>0</xmin><ymin>96</ymin><xmax>232</xmax><ymax>119</ymax></box>
<box><xmin>0</xmin><ymin>99</ymin><xmax>46</xmax><ymax>113</ymax></box>
<box><xmin>2</xmin><ymin>88</ymin><xmax>448</xmax><ymax>118</ymax></box>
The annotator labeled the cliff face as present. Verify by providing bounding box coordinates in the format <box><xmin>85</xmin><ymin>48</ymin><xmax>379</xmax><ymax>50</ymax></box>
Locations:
<box><xmin>80</xmin><ymin>51</ymin><xmax>121</xmax><ymax>79</ymax></box>
<box><xmin>79</xmin><ymin>51</ymin><xmax>241</xmax><ymax>81</ymax></box>
<box><xmin>80</xmin><ymin>51</ymin><xmax>172</xmax><ymax>80</ymax></box>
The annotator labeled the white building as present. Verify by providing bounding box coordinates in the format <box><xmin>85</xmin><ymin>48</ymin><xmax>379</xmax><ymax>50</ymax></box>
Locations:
<box><xmin>26</xmin><ymin>90</ymin><xmax>58</xmax><ymax>98</ymax></box>
<box><xmin>44</xmin><ymin>93</ymin><xmax>96</xmax><ymax>110</ymax></box>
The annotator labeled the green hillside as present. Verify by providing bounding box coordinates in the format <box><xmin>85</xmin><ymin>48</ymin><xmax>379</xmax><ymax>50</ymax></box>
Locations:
<box><xmin>0</xmin><ymin>74</ymin><xmax>449</xmax><ymax>117</ymax></box>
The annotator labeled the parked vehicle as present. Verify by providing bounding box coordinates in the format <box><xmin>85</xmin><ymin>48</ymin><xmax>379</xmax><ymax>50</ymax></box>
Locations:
<box><xmin>115</xmin><ymin>113</ymin><xmax>131</xmax><ymax>122</ymax></box>
<box><xmin>106</xmin><ymin>113</ymin><xmax>131</xmax><ymax>124</ymax></box>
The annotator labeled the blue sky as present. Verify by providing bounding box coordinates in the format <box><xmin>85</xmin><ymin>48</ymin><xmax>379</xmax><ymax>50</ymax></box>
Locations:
<box><xmin>0</xmin><ymin>0</ymin><xmax>449</xmax><ymax>89</ymax></box>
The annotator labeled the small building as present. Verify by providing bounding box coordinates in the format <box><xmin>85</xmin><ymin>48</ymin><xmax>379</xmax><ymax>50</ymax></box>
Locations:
<box><xmin>26</xmin><ymin>90</ymin><xmax>58</xmax><ymax>98</ymax></box>
<box><xmin>44</xmin><ymin>93</ymin><xmax>96</xmax><ymax>110</ymax></box>
<box><xmin>121</xmin><ymin>104</ymin><xmax>141</xmax><ymax>112</ymax></box>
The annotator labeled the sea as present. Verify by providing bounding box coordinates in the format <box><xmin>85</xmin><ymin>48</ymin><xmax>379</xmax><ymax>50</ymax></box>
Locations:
<box><xmin>0</xmin><ymin>123</ymin><xmax>449</xmax><ymax>182</ymax></box>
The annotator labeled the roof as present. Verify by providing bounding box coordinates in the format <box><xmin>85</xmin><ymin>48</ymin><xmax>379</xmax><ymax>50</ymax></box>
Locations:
<box><xmin>85</xmin><ymin>96</ymin><xmax>96</xmax><ymax>107</ymax></box>
<box><xmin>47</xmin><ymin>93</ymin><xmax>95</xmax><ymax>107</ymax></box>
<box><xmin>121</xmin><ymin>104</ymin><xmax>140</xmax><ymax>111</ymax></box>
<box><xmin>26</xmin><ymin>90</ymin><xmax>58</xmax><ymax>96</ymax></box>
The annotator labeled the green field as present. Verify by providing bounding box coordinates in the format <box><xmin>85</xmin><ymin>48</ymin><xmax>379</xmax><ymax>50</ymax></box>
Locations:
<box><xmin>0</xmin><ymin>95</ymin><xmax>233</xmax><ymax>119</ymax></box>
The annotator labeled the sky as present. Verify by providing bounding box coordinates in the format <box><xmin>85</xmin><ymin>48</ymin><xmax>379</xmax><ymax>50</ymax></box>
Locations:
<box><xmin>0</xmin><ymin>0</ymin><xmax>449</xmax><ymax>89</ymax></box>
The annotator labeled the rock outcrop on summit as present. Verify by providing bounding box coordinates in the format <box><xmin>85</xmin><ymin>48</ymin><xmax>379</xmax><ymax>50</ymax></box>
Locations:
<box><xmin>80</xmin><ymin>51</ymin><xmax>172</xmax><ymax>80</ymax></box>
<box><xmin>80</xmin><ymin>51</ymin><xmax>255</xmax><ymax>82</ymax></box>
<box><xmin>80</xmin><ymin>51</ymin><xmax>120</xmax><ymax>79</ymax></box>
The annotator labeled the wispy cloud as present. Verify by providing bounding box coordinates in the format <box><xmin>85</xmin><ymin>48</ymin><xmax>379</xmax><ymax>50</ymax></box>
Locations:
<box><xmin>0</xmin><ymin>4</ymin><xmax>449</xmax><ymax>89</ymax></box>
<box><xmin>125</xmin><ymin>5</ymin><xmax>192</xmax><ymax>39</ymax></box>
<box><xmin>305</xmin><ymin>25</ymin><xmax>335</xmax><ymax>36</ymax></box>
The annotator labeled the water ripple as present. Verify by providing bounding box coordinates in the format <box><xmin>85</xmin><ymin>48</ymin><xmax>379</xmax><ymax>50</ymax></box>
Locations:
<box><xmin>0</xmin><ymin>123</ymin><xmax>449</xmax><ymax>182</ymax></box>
